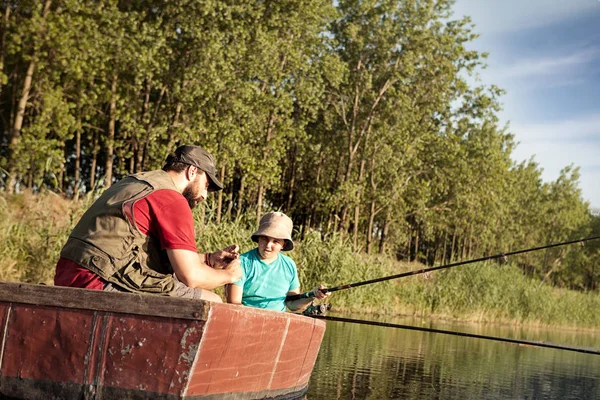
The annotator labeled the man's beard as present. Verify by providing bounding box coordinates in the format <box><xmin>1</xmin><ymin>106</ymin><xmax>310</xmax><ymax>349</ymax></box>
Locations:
<box><xmin>182</xmin><ymin>177</ymin><xmax>202</xmax><ymax>209</ymax></box>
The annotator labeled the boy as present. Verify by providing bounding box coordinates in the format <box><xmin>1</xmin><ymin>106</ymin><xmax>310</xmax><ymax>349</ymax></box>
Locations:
<box><xmin>226</xmin><ymin>212</ymin><xmax>328</xmax><ymax>311</ymax></box>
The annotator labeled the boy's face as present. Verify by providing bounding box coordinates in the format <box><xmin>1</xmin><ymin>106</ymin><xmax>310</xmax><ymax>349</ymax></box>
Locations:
<box><xmin>257</xmin><ymin>235</ymin><xmax>285</xmax><ymax>261</ymax></box>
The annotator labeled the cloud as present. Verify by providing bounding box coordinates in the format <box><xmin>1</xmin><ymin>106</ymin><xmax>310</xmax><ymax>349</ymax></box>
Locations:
<box><xmin>479</xmin><ymin>46</ymin><xmax>599</xmax><ymax>118</ymax></box>
<box><xmin>493</xmin><ymin>47</ymin><xmax>600</xmax><ymax>80</ymax></box>
<box><xmin>452</xmin><ymin>0</ymin><xmax>600</xmax><ymax>35</ymax></box>
<box><xmin>511</xmin><ymin>113</ymin><xmax>600</xmax><ymax>142</ymax></box>
<box><xmin>510</xmin><ymin>114</ymin><xmax>600</xmax><ymax>206</ymax></box>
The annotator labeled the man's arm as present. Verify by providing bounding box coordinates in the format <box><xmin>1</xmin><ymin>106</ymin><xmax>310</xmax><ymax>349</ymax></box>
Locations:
<box><xmin>167</xmin><ymin>249</ymin><xmax>241</xmax><ymax>290</ymax></box>
<box><xmin>225</xmin><ymin>284</ymin><xmax>243</xmax><ymax>304</ymax></box>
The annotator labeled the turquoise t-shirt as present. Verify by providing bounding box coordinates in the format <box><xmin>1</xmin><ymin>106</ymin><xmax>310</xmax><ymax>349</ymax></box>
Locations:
<box><xmin>233</xmin><ymin>248</ymin><xmax>300</xmax><ymax>311</ymax></box>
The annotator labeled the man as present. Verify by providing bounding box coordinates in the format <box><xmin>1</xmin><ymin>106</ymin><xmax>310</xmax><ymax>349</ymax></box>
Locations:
<box><xmin>54</xmin><ymin>144</ymin><xmax>241</xmax><ymax>302</ymax></box>
<box><xmin>226</xmin><ymin>212</ymin><xmax>328</xmax><ymax>311</ymax></box>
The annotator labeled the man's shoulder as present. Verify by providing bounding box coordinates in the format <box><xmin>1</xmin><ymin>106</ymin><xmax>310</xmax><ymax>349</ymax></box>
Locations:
<box><xmin>143</xmin><ymin>189</ymin><xmax>186</xmax><ymax>208</ymax></box>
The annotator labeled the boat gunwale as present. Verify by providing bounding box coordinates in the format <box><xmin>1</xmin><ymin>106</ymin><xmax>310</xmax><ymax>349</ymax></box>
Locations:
<box><xmin>0</xmin><ymin>282</ymin><xmax>326</xmax><ymax>326</ymax></box>
<box><xmin>0</xmin><ymin>281</ymin><xmax>210</xmax><ymax>321</ymax></box>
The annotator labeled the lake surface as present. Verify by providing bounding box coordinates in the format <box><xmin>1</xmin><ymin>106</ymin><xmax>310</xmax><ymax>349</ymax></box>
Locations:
<box><xmin>307</xmin><ymin>314</ymin><xmax>600</xmax><ymax>399</ymax></box>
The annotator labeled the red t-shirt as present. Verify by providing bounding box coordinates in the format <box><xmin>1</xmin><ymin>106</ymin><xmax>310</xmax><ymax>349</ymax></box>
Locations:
<box><xmin>54</xmin><ymin>189</ymin><xmax>197</xmax><ymax>289</ymax></box>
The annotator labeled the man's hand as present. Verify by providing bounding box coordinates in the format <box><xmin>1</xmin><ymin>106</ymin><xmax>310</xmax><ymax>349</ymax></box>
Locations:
<box><xmin>224</xmin><ymin>258</ymin><xmax>242</xmax><ymax>283</ymax></box>
<box><xmin>209</xmin><ymin>244</ymin><xmax>240</xmax><ymax>269</ymax></box>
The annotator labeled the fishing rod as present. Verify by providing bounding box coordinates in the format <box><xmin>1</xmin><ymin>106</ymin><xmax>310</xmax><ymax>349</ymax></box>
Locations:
<box><xmin>287</xmin><ymin>235</ymin><xmax>600</xmax><ymax>301</ymax></box>
<box><xmin>313</xmin><ymin>315</ymin><xmax>600</xmax><ymax>356</ymax></box>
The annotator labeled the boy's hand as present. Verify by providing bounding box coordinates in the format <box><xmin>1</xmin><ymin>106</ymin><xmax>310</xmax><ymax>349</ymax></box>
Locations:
<box><xmin>312</xmin><ymin>285</ymin><xmax>330</xmax><ymax>299</ymax></box>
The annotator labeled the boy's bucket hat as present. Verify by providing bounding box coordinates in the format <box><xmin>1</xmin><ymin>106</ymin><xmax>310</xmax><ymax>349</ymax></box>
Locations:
<box><xmin>251</xmin><ymin>212</ymin><xmax>294</xmax><ymax>251</ymax></box>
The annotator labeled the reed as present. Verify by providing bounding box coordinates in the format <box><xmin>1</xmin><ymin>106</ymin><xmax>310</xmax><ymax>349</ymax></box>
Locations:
<box><xmin>1</xmin><ymin>192</ymin><xmax>598</xmax><ymax>330</ymax></box>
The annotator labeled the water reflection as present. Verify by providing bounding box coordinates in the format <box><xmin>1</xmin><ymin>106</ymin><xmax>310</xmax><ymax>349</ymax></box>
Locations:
<box><xmin>308</xmin><ymin>315</ymin><xmax>600</xmax><ymax>399</ymax></box>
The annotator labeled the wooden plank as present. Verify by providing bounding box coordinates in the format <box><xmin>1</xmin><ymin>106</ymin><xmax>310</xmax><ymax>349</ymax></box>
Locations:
<box><xmin>0</xmin><ymin>282</ymin><xmax>209</xmax><ymax>321</ymax></box>
<box><xmin>1</xmin><ymin>305</ymin><xmax>95</xmax><ymax>383</ymax></box>
<box><xmin>269</xmin><ymin>317</ymin><xmax>315</xmax><ymax>390</ymax></box>
<box><xmin>187</xmin><ymin>304</ymin><xmax>289</xmax><ymax>396</ymax></box>
<box><xmin>0</xmin><ymin>303</ymin><xmax>10</xmax><ymax>373</ymax></box>
<box><xmin>100</xmin><ymin>314</ymin><xmax>205</xmax><ymax>395</ymax></box>
<box><xmin>296</xmin><ymin>320</ymin><xmax>326</xmax><ymax>386</ymax></box>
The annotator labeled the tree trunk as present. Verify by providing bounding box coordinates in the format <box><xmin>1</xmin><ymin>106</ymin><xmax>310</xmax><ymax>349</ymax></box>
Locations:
<box><xmin>0</xmin><ymin>4</ymin><xmax>11</xmax><ymax>95</ymax></box>
<box><xmin>442</xmin><ymin>230</ymin><xmax>448</xmax><ymax>264</ymax></box>
<box><xmin>286</xmin><ymin>150</ymin><xmax>297</xmax><ymax>211</ymax></box>
<box><xmin>27</xmin><ymin>164</ymin><xmax>33</xmax><ymax>188</ymax></box>
<box><xmin>129</xmin><ymin>152</ymin><xmax>135</xmax><ymax>174</ymax></box>
<box><xmin>90</xmin><ymin>131</ymin><xmax>99</xmax><ymax>189</ymax></box>
<box><xmin>134</xmin><ymin>79</ymin><xmax>151</xmax><ymax>172</ymax></box>
<box><xmin>309</xmin><ymin>154</ymin><xmax>323</xmax><ymax>230</ymax></box>
<box><xmin>256</xmin><ymin>179</ymin><xmax>264</xmax><ymax>225</ymax></box>
<box><xmin>58</xmin><ymin>161</ymin><xmax>64</xmax><ymax>192</ymax></box>
<box><xmin>226</xmin><ymin>182</ymin><xmax>234</xmax><ymax>220</ymax></box>
<box><xmin>378</xmin><ymin>207</ymin><xmax>391</xmax><ymax>254</ymax></box>
<box><xmin>256</xmin><ymin>112</ymin><xmax>276</xmax><ymax>223</ymax></box>
<box><xmin>450</xmin><ymin>228</ymin><xmax>457</xmax><ymax>262</ymax></box>
<box><xmin>7</xmin><ymin>0</ymin><xmax>52</xmax><ymax>193</ymax></box>
<box><xmin>6</xmin><ymin>59</ymin><xmax>36</xmax><ymax>193</ymax></box>
<box><xmin>167</xmin><ymin>102</ymin><xmax>182</xmax><ymax>149</ymax></box>
<box><xmin>352</xmin><ymin>158</ymin><xmax>366</xmax><ymax>248</ymax></box>
<box><xmin>216</xmin><ymin>164</ymin><xmax>225</xmax><ymax>224</ymax></box>
<box><xmin>468</xmin><ymin>224</ymin><xmax>473</xmax><ymax>259</ymax></box>
<box><xmin>104</xmin><ymin>74</ymin><xmax>118</xmax><ymax>188</ymax></box>
<box><xmin>139</xmin><ymin>86</ymin><xmax>166</xmax><ymax>171</ymax></box>
<box><xmin>414</xmin><ymin>231</ymin><xmax>419</xmax><ymax>262</ymax></box>
<box><xmin>366</xmin><ymin>200</ymin><xmax>376</xmax><ymax>254</ymax></box>
<box><xmin>236</xmin><ymin>174</ymin><xmax>245</xmax><ymax>220</ymax></box>
<box><xmin>73</xmin><ymin>116</ymin><xmax>81</xmax><ymax>200</ymax></box>
<box><xmin>338</xmin><ymin>206</ymin><xmax>348</xmax><ymax>238</ymax></box>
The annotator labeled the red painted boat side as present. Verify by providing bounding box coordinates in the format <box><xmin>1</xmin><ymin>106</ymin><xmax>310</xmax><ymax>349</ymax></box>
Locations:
<box><xmin>186</xmin><ymin>303</ymin><xmax>325</xmax><ymax>397</ymax></box>
<box><xmin>2</xmin><ymin>306</ymin><xmax>95</xmax><ymax>384</ymax></box>
<box><xmin>0</xmin><ymin>282</ymin><xmax>326</xmax><ymax>399</ymax></box>
<box><xmin>99</xmin><ymin>314</ymin><xmax>205</xmax><ymax>395</ymax></box>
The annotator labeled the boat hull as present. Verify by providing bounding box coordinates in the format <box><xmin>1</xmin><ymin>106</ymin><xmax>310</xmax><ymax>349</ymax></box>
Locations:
<box><xmin>0</xmin><ymin>282</ymin><xmax>325</xmax><ymax>399</ymax></box>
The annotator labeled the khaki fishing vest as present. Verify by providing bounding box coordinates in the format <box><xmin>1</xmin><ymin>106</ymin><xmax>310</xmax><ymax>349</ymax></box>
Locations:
<box><xmin>60</xmin><ymin>170</ymin><xmax>184</xmax><ymax>295</ymax></box>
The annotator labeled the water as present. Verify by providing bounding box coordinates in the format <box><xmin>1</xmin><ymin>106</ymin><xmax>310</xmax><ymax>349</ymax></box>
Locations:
<box><xmin>307</xmin><ymin>315</ymin><xmax>600</xmax><ymax>399</ymax></box>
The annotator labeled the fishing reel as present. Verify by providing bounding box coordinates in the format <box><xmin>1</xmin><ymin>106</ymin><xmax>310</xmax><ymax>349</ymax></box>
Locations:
<box><xmin>302</xmin><ymin>301</ymin><xmax>332</xmax><ymax>317</ymax></box>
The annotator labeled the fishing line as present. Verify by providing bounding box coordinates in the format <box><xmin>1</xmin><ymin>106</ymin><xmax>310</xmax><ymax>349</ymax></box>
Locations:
<box><xmin>287</xmin><ymin>235</ymin><xmax>600</xmax><ymax>301</ymax></box>
<box><xmin>314</xmin><ymin>315</ymin><xmax>600</xmax><ymax>355</ymax></box>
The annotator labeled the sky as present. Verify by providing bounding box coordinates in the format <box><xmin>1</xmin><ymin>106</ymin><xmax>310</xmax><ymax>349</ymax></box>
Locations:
<box><xmin>451</xmin><ymin>0</ymin><xmax>600</xmax><ymax>208</ymax></box>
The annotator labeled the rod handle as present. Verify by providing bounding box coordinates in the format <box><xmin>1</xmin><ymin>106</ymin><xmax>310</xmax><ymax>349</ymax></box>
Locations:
<box><xmin>286</xmin><ymin>291</ymin><xmax>314</xmax><ymax>302</ymax></box>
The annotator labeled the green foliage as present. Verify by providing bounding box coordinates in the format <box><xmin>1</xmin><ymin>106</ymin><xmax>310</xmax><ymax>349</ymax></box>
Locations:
<box><xmin>1</xmin><ymin>192</ymin><xmax>598</xmax><ymax>330</ymax></box>
<box><xmin>0</xmin><ymin>192</ymin><xmax>76</xmax><ymax>284</ymax></box>
<box><xmin>0</xmin><ymin>0</ymin><xmax>596</xmax><ymax>292</ymax></box>
<box><xmin>395</xmin><ymin>262</ymin><xmax>600</xmax><ymax>328</ymax></box>
<box><xmin>293</xmin><ymin>230</ymin><xmax>398</xmax><ymax>312</ymax></box>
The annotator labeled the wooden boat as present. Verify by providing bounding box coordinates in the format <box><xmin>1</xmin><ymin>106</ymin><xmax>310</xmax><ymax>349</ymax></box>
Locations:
<box><xmin>0</xmin><ymin>282</ymin><xmax>326</xmax><ymax>399</ymax></box>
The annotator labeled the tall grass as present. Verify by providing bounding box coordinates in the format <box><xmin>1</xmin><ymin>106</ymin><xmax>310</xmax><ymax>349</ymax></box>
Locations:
<box><xmin>2</xmin><ymin>192</ymin><xmax>599</xmax><ymax>330</ymax></box>
<box><xmin>394</xmin><ymin>262</ymin><xmax>600</xmax><ymax>328</ymax></box>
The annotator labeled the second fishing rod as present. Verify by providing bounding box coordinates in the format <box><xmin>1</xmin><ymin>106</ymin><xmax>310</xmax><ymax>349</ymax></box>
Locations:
<box><xmin>286</xmin><ymin>235</ymin><xmax>600</xmax><ymax>302</ymax></box>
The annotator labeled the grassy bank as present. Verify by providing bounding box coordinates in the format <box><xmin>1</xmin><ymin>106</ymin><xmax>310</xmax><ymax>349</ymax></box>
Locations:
<box><xmin>2</xmin><ymin>191</ymin><xmax>599</xmax><ymax>330</ymax></box>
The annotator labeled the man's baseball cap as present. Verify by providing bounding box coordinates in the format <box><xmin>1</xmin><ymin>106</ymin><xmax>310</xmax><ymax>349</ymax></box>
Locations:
<box><xmin>172</xmin><ymin>145</ymin><xmax>223</xmax><ymax>192</ymax></box>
